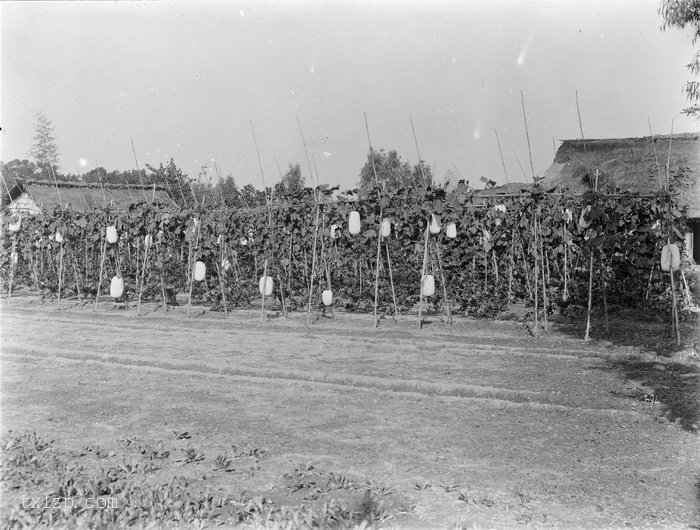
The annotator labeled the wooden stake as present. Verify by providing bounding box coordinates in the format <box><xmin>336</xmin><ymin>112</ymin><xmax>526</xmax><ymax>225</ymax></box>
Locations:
<box><xmin>373</xmin><ymin>215</ymin><xmax>383</xmax><ymax>328</ymax></box>
<box><xmin>260</xmin><ymin>258</ymin><xmax>268</xmax><ymax>322</ymax></box>
<box><xmin>418</xmin><ymin>221</ymin><xmax>430</xmax><ymax>329</ymax></box>
<box><xmin>599</xmin><ymin>259</ymin><xmax>609</xmax><ymax>333</ymax></box>
<box><xmin>520</xmin><ymin>91</ymin><xmax>536</xmax><ymax>181</ymax></box>
<box><xmin>71</xmin><ymin>250</ymin><xmax>83</xmax><ymax>305</ymax></box>
<box><xmin>495</xmin><ymin>129</ymin><xmax>511</xmax><ymax>193</ymax></box>
<box><xmin>306</xmin><ymin>204</ymin><xmax>321</xmax><ymax>326</ymax></box>
<box><xmin>386</xmin><ymin>243</ymin><xmax>399</xmax><ymax>321</ymax></box>
<box><xmin>584</xmin><ymin>250</ymin><xmax>595</xmax><ymax>342</ymax></box>
<box><xmin>57</xmin><ymin>243</ymin><xmax>64</xmax><ymax>309</ymax></box>
<box><xmin>434</xmin><ymin>240</ymin><xmax>452</xmax><ymax>325</ymax></box>
<box><xmin>137</xmin><ymin>237</ymin><xmax>150</xmax><ymax>315</ymax></box>
<box><xmin>217</xmin><ymin>247</ymin><xmax>228</xmax><ymax>315</ymax></box>
<box><xmin>94</xmin><ymin>238</ymin><xmax>106</xmax><ymax>310</ymax></box>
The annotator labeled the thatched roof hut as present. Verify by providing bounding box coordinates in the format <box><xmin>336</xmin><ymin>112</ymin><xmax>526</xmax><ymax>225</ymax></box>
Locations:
<box><xmin>542</xmin><ymin>132</ymin><xmax>700</xmax><ymax>218</ymax></box>
<box><xmin>3</xmin><ymin>179</ymin><xmax>173</xmax><ymax>214</ymax></box>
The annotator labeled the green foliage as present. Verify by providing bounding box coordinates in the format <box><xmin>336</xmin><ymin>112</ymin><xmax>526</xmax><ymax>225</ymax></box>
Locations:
<box><xmin>660</xmin><ymin>0</ymin><xmax>700</xmax><ymax>116</ymax></box>
<box><xmin>358</xmin><ymin>149</ymin><xmax>432</xmax><ymax>192</ymax></box>
<box><xmin>27</xmin><ymin>112</ymin><xmax>60</xmax><ymax>171</ymax></box>
<box><xmin>1</xmin><ymin>184</ymin><xmax>694</xmax><ymax>319</ymax></box>
<box><xmin>1</xmin><ymin>430</ymin><xmax>396</xmax><ymax>529</ymax></box>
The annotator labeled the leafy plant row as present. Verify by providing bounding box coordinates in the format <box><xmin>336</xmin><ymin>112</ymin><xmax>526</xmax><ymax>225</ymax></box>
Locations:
<box><xmin>1</xmin><ymin>185</ymin><xmax>693</xmax><ymax>318</ymax></box>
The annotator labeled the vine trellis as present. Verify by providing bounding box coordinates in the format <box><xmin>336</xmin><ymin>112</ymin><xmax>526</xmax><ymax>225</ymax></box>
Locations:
<box><xmin>1</xmin><ymin>185</ymin><xmax>693</xmax><ymax>340</ymax></box>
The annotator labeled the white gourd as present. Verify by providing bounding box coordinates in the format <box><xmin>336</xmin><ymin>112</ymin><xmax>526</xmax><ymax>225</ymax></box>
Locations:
<box><xmin>578</xmin><ymin>206</ymin><xmax>591</xmax><ymax>229</ymax></box>
<box><xmin>446</xmin><ymin>222</ymin><xmax>457</xmax><ymax>239</ymax></box>
<box><xmin>106</xmin><ymin>226</ymin><xmax>118</xmax><ymax>244</ymax></box>
<box><xmin>144</xmin><ymin>234</ymin><xmax>153</xmax><ymax>248</ymax></box>
<box><xmin>110</xmin><ymin>276</ymin><xmax>124</xmax><ymax>298</ymax></box>
<box><xmin>193</xmin><ymin>261</ymin><xmax>206</xmax><ymax>282</ymax></box>
<box><xmin>495</xmin><ymin>204</ymin><xmax>507</xmax><ymax>213</ymax></box>
<box><xmin>429</xmin><ymin>214</ymin><xmax>441</xmax><ymax>234</ymax></box>
<box><xmin>670</xmin><ymin>244</ymin><xmax>681</xmax><ymax>271</ymax></box>
<box><xmin>563</xmin><ymin>209</ymin><xmax>573</xmax><ymax>223</ymax></box>
<box><xmin>330</xmin><ymin>224</ymin><xmax>340</xmax><ymax>239</ymax></box>
<box><xmin>381</xmin><ymin>218</ymin><xmax>392</xmax><ymax>238</ymax></box>
<box><xmin>55</xmin><ymin>232</ymin><xmax>64</xmax><ymax>243</ymax></box>
<box><xmin>662</xmin><ymin>244</ymin><xmax>680</xmax><ymax>272</ymax></box>
<box><xmin>259</xmin><ymin>275</ymin><xmax>273</xmax><ymax>296</ymax></box>
<box><xmin>217</xmin><ymin>234</ymin><xmax>224</xmax><ymax>245</ymax></box>
<box><xmin>8</xmin><ymin>216</ymin><xmax>21</xmax><ymax>233</ymax></box>
<box><xmin>322</xmin><ymin>289</ymin><xmax>333</xmax><ymax>306</ymax></box>
<box><xmin>349</xmin><ymin>211</ymin><xmax>361</xmax><ymax>235</ymax></box>
<box><xmin>10</xmin><ymin>251</ymin><xmax>18</xmax><ymax>266</ymax></box>
<box><xmin>422</xmin><ymin>274</ymin><xmax>435</xmax><ymax>297</ymax></box>
<box><xmin>240</xmin><ymin>238</ymin><xmax>248</xmax><ymax>246</ymax></box>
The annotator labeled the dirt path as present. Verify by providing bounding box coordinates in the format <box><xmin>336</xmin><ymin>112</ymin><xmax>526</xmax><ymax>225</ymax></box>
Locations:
<box><xmin>1</xmin><ymin>298</ymin><xmax>698</xmax><ymax>528</ymax></box>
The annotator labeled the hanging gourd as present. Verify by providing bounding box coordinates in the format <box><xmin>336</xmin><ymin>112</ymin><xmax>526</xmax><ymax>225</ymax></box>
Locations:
<box><xmin>349</xmin><ymin>211</ymin><xmax>361</xmax><ymax>235</ymax></box>
<box><xmin>55</xmin><ymin>232</ymin><xmax>64</xmax><ymax>244</ymax></box>
<box><xmin>494</xmin><ymin>204</ymin><xmax>507</xmax><ymax>213</ymax></box>
<box><xmin>217</xmin><ymin>234</ymin><xmax>224</xmax><ymax>245</ymax></box>
<box><xmin>578</xmin><ymin>206</ymin><xmax>591</xmax><ymax>229</ymax></box>
<box><xmin>106</xmin><ymin>225</ymin><xmax>118</xmax><ymax>244</ymax></box>
<box><xmin>661</xmin><ymin>244</ymin><xmax>680</xmax><ymax>272</ymax></box>
<box><xmin>221</xmin><ymin>259</ymin><xmax>231</xmax><ymax>272</ymax></box>
<box><xmin>381</xmin><ymin>218</ymin><xmax>392</xmax><ymax>238</ymax></box>
<box><xmin>446</xmin><ymin>222</ymin><xmax>457</xmax><ymax>239</ymax></box>
<box><xmin>10</xmin><ymin>251</ymin><xmax>18</xmax><ymax>266</ymax></box>
<box><xmin>429</xmin><ymin>214</ymin><xmax>441</xmax><ymax>234</ymax></box>
<box><xmin>563</xmin><ymin>208</ymin><xmax>573</xmax><ymax>223</ymax></box>
<box><xmin>322</xmin><ymin>289</ymin><xmax>333</xmax><ymax>306</ymax></box>
<box><xmin>330</xmin><ymin>224</ymin><xmax>340</xmax><ymax>239</ymax></box>
<box><xmin>157</xmin><ymin>229</ymin><xmax>164</xmax><ymax>242</ymax></box>
<box><xmin>144</xmin><ymin>234</ymin><xmax>153</xmax><ymax>248</ymax></box>
<box><xmin>110</xmin><ymin>275</ymin><xmax>124</xmax><ymax>298</ymax></box>
<box><xmin>193</xmin><ymin>261</ymin><xmax>206</xmax><ymax>282</ymax></box>
<box><xmin>259</xmin><ymin>275</ymin><xmax>273</xmax><ymax>296</ymax></box>
<box><xmin>422</xmin><ymin>274</ymin><xmax>435</xmax><ymax>297</ymax></box>
<box><xmin>8</xmin><ymin>216</ymin><xmax>21</xmax><ymax>233</ymax></box>
<box><xmin>481</xmin><ymin>229</ymin><xmax>492</xmax><ymax>247</ymax></box>
<box><xmin>240</xmin><ymin>238</ymin><xmax>248</xmax><ymax>246</ymax></box>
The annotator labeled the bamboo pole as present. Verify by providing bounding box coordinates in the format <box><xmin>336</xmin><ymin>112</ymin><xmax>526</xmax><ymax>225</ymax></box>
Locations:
<box><xmin>137</xmin><ymin>237</ymin><xmax>150</xmax><ymax>315</ymax></box>
<box><xmin>520</xmin><ymin>91</ymin><xmax>536</xmax><ymax>181</ymax></box>
<box><xmin>94</xmin><ymin>238</ymin><xmax>106</xmax><ymax>310</ymax></box>
<box><xmin>386</xmin><ymin>242</ymin><xmax>399</xmax><ymax>321</ymax></box>
<box><xmin>57</xmin><ymin>243</ymin><xmax>64</xmax><ymax>309</ymax></box>
<box><xmin>418</xmin><ymin>221</ymin><xmax>430</xmax><ymax>329</ymax></box>
<box><xmin>495</xmin><ymin>129</ymin><xmax>511</xmax><ymax>193</ymax></box>
<box><xmin>306</xmin><ymin>204</ymin><xmax>321</xmax><ymax>326</ymax></box>
<box><xmin>71</xmin><ymin>250</ymin><xmax>83</xmax><ymax>305</ymax></box>
<box><xmin>584</xmin><ymin>250</ymin><xmax>595</xmax><ymax>342</ymax></box>
<box><xmin>434</xmin><ymin>240</ymin><xmax>452</xmax><ymax>325</ymax></box>
<box><xmin>130</xmin><ymin>138</ymin><xmax>149</xmax><ymax>202</ymax></box>
<box><xmin>260</xmin><ymin>258</ymin><xmax>268</xmax><ymax>321</ymax></box>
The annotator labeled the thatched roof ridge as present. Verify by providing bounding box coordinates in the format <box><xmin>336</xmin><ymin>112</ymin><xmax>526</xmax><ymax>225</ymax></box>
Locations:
<box><xmin>542</xmin><ymin>132</ymin><xmax>700</xmax><ymax>217</ymax></box>
<box><xmin>6</xmin><ymin>179</ymin><xmax>173</xmax><ymax>211</ymax></box>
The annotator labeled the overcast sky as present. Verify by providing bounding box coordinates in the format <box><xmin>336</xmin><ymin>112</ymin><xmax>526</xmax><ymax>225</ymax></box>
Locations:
<box><xmin>2</xmin><ymin>0</ymin><xmax>699</xmax><ymax>190</ymax></box>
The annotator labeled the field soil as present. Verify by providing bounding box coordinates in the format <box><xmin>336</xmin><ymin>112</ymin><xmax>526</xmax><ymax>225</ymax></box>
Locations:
<box><xmin>1</xmin><ymin>295</ymin><xmax>699</xmax><ymax>528</ymax></box>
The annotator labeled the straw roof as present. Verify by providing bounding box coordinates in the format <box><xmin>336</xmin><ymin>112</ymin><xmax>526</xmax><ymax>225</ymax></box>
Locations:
<box><xmin>542</xmin><ymin>132</ymin><xmax>700</xmax><ymax>217</ymax></box>
<box><xmin>4</xmin><ymin>179</ymin><xmax>173</xmax><ymax>212</ymax></box>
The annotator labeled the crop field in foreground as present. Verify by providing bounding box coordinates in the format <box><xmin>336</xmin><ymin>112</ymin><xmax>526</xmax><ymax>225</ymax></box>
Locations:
<box><xmin>0</xmin><ymin>297</ymin><xmax>698</xmax><ymax>528</ymax></box>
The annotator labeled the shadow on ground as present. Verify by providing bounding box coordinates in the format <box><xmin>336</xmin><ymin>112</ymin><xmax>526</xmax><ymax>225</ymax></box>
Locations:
<box><xmin>550</xmin><ymin>309</ymin><xmax>699</xmax><ymax>433</ymax></box>
<box><xmin>607</xmin><ymin>358</ymin><xmax>699</xmax><ymax>433</ymax></box>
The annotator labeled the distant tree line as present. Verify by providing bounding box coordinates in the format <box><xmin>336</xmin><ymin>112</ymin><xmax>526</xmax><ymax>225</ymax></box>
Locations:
<box><xmin>2</xmin><ymin>149</ymin><xmax>442</xmax><ymax>209</ymax></box>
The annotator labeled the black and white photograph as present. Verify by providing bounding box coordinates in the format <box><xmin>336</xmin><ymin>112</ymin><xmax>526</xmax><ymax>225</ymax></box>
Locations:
<box><xmin>1</xmin><ymin>0</ymin><xmax>699</xmax><ymax>528</ymax></box>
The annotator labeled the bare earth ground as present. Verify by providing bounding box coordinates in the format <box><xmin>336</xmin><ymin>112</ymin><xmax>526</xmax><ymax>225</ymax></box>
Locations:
<box><xmin>1</xmin><ymin>295</ymin><xmax>699</xmax><ymax>528</ymax></box>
